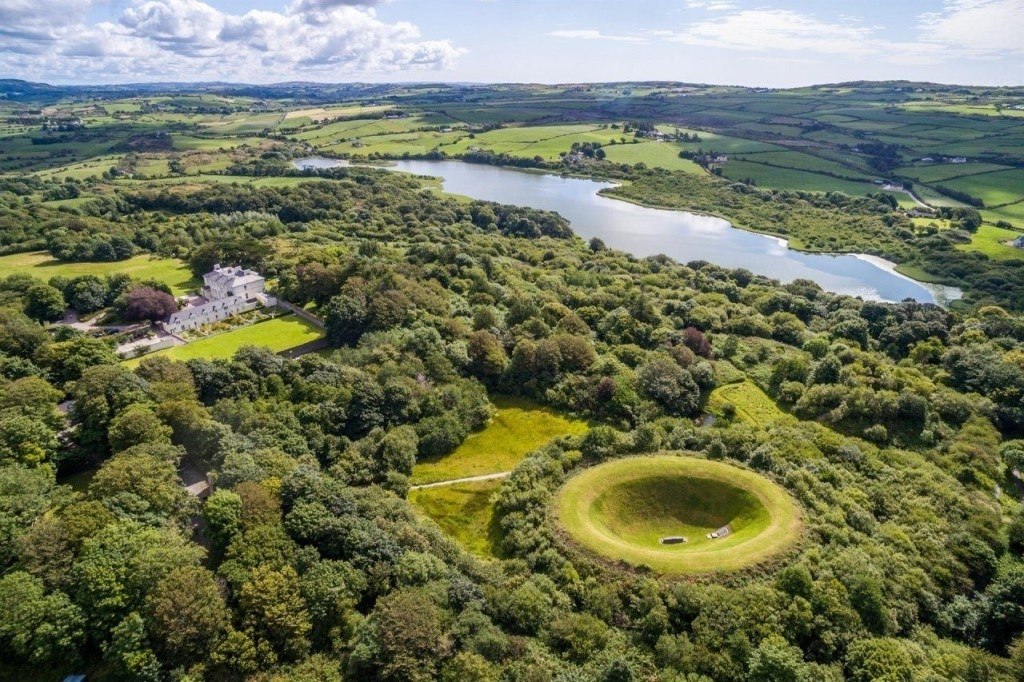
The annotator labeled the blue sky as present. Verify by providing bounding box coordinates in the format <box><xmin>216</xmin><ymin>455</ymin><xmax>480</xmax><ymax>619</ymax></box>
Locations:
<box><xmin>3</xmin><ymin>0</ymin><xmax>1022</xmax><ymax>86</ymax></box>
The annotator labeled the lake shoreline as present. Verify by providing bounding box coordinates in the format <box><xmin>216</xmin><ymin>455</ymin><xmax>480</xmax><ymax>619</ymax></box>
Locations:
<box><xmin>294</xmin><ymin>157</ymin><xmax>959</xmax><ymax>304</ymax></box>
<box><xmin>597</xmin><ymin>187</ymin><xmax>962</xmax><ymax>305</ymax></box>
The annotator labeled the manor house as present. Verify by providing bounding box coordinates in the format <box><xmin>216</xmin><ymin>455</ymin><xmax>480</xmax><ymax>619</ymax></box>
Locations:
<box><xmin>162</xmin><ymin>264</ymin><xmax>276</xmax><ymax>334</ymax></box>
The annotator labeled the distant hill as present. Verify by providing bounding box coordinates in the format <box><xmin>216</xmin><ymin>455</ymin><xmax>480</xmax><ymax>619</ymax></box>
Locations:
<box><xmin>2</xmin><ymin>77</ymin><xmax>1022</xmax><ymax>105</ymax></box>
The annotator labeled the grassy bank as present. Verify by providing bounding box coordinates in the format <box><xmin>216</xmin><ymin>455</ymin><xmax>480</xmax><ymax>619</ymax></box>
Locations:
<box><xmin>409</xmin><ymin>479</ymin><xmax>506</xmax><ymax>558</ymax></box>
<box><xmin>556</xmin><ymin>455</ymin><xmax>802</xmax><ymax>575</ymax></box>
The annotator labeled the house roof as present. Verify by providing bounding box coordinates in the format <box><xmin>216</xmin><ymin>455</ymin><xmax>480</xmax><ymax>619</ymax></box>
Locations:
<box><xmin>205</xmin><ymin>264</ymin><xmax>263</xmax><ymax>289</ymax></box>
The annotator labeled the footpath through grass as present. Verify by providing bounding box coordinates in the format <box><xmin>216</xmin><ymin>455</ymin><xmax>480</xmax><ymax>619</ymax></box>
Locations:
<box><xmin>124</xmin><ymin>315</ymin><xmax>323</xmax><ymax>367</ymax></box>
<box><xmin>410</xmin><ymin>395</ymin><xmax>587</xmax><ymax>485</ymax></box>
<box><xmin>0</xmin><ymin>251</ymin><xmax>198</xmax><ymax>296</ymax></box>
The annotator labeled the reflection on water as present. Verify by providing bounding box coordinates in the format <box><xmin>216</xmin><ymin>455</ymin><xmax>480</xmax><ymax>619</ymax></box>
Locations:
<box><xmin>292</xmin><ymin>157</ymin><xmax>961</xmax><ymax>304</ymax></box>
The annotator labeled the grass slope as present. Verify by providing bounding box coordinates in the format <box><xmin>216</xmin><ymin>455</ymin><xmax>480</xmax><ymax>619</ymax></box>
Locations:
<box><xmin>0</xmin><ymin>251</ymin><xmax>198</xmax><ymax>296</ymax></box>
<box><xmin>708</xmin><ymin>380</ymin><xmax>787</xmax><ymax>426</ymax></box>
<box><xmin>556</xmin><ymin>455</ymin><xmax>801</xmax><ymax>575</ymax></box>
<box><xmin>410</xmin><ymin>396</ymin><xmax>587</xmax><ymax>485</ymax></box>
<box><xmin>124</xmin><ymin>315</ymin><xmax>322</xmax><ymax>367</ymax></box>
<box><xmin>409</xmin><ymin>479</ymin><xmax>505</xmax><ymax>558</ymax></box>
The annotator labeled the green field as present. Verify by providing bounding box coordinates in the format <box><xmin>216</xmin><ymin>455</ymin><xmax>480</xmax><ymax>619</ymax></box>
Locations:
<box><xmin>410</xmin><ymin>396</ymin><xmax>587</xmax><ymax>485</ymax></box>
<box><xmin>897</xmin><ymin>162</ymin><xmax>1012</xmax><ymax>183</ymax></box>
<box><xmin>555</xmin><ymin>455</ymin><xmax>802</xmax><ymax>575</ymax></box>
<box><xmin>0</xmin><ymin>251</ymin><xmax>198</xmax><ymax>295</ymax></box>
<box><xmin>941</xmin><ymin>169</ymin><xmax>1024</xmax><ymax>207</ymax></box>
<box><xmin>708</xmin><ymin>380</ymin><xmax>787</xmax><ymax>426</ymax></box>
<box><xmin>959</xmin><ymin>224</ymin><xmax>1024</xmax><ymax>260</ymax></box>
<box><xmin>409</xmin><ymin>479</ymin><xmax>505</xmax><ymax>558</ymax></box>
<box><xmin>124</xmin><ymin>315</ymin><xmax>323</xmax><ymax>367</ymax></box>
<box><xmin>721</xmin><ymin>160</ymin><xmax>876</xmax><ymax>195</ymax></box>
<box><xmin>601</xmin><ymin>141</ymin><xmax>704</xmax><ymax>172</ymax></box>
<box><xmin>735</xmin><ymin>150</ymin><xmax>874</xmax><ymax>179</ymax></box>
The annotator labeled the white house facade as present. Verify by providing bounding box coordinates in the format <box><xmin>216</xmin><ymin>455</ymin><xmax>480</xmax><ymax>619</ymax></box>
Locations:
<box><xmin>162</xmin><ymin>264</ymin><xmax>276</xmax><ymax>334</ymax></box>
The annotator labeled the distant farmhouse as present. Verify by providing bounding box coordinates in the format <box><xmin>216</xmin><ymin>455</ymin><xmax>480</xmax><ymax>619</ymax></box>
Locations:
<box><xmin>163</xmin><ymin>264</ymin><xmax>276</xmax><ymax>334</ymax></box>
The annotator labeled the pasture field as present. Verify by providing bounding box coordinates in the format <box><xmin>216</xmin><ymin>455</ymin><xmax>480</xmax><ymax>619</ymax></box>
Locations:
<box><xmin>324</xmin><ymin>130</ymin><xmax>466</xmax><ymax>157</ymax></box>
<box><xmin>410</xmin><ymin>396</ymin><xmax>587</xmax><ymax>485</ymax></box>
<box><xmin>941</xmin><ymin>169</ymin><xmax>1024</xmax><ymax>207</ymax></box>
<box><xmin>283</xmin><ymin>104</ymin><xmax>392</xmax><ymax>121</ymax></box>
<box><xmin>33</xmin><ymin>154</ymin><xmax>124</xmax><ymax>180</ymax></box>
<box><xmin>983</xmin><ymin>202</ymin><xmax>1024</xmax><ymax>228</ymax></box>
<box><xmin>292</xmin><ymin>114</ymin><xmax>454</xmax><ymax>145</ymax></box>
<box><xmin>442</xmin><ymin>124</ymin><xmax>625</xmax><ymax>161</ymax></box>
<box><xmin>409</xmin><ymin>479</ymin><xmax>505</xmax><ymax>558</ymax></box>
<box><xmin>124</xmin><ymin>315</ymin><xmax>323</xmax><ymax>367</ymax></box>
<box><xmin>555</xmin><ymin>455</ymin><xmax>802</xmax><ymax>575</ymax></box>
<box><xmin>171</xmin><ymin>134</ymin><xmax>265</xmax><ymax>151</ymax></box>
<box><xmin>911</xmin><ymin>184</ymin><xmax>970</xmax><ymax>208</ymax></box>
<box><xmin>134</xmin><ymin>158</ymin><xmax>171</xmax><ymax>177</ymax></box>
<box><xmin>600</xmin><ymin>141</ymin><xmax>704</xmax><ymax>172</ymax></box>
<box><xmin>733</xmin><ymin>150</ymin><xmax>875</xmax><ymax>179</ymax></box>
<box><xmin>708</xmin><ymin>380</ymin><xmax>786</xmax><ymax>426</ymax></box>
<box><xmin>199</xmin><ymin>112</ymin><xmax>282</xmax><ymax>134</ymax></box>
<box><xmin>720</xmin><ymin>160</ymin><xmax>875</xmax><ymax>196</ymax></box>
<box><xmin>0</xmin><ymin>251</ymin><xmax>198</xmax><ymax>295</ymax></box>
<box><xmin>897</xmin><ymin>162</ymin><xmax>1012</xmax><ymax>183</ymax></box>
<box><xmin>901</xmin><ymin>101</ymin><xmax>1024</xmax><ymax>118</ymax></box>
<box><xmin>958</xmin><ymin>224</ymin><xmax>1024</xmax><ymax>260</ymax></box>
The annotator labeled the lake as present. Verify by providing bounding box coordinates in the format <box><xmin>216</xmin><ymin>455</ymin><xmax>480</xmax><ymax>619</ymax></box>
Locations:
<box><xmin>293</xmin><ymin>158</ymin><xmax>961</xmax><ymax>304</ymax></box>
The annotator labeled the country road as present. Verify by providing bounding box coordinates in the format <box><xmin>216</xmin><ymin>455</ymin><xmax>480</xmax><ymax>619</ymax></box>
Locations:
<box><xmin>409</xmin><ymin>471</ymin><xmax>511</xmax><ymax>491</ymax></box>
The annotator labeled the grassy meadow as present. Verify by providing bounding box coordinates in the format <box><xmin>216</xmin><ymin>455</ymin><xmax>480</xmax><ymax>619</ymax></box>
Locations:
<box><xmin>409</xmin><ymin>480</ymin><xmax>506</xmax><ymax>558</ymax></box>
<box><xmin>708</xmin><ymin>380</ymin><xmax>787</xmax><ymax>426</ymax></box>
<box><xmin>410</xmin><ymin>396</ymin><xmax>588</xmax><ymax>485</ymax></box>
<box><xmin>958</xmin><ymin>224</ymin><xmax>1024</xmax><ymax>260</ymax></box>
<box><xmin>0</xmin><ymin>251</ymin><xmax>198</xmax><ymax>295</ymax></box>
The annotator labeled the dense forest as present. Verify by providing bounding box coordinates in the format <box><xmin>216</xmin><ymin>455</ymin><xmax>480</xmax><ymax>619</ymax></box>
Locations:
<box><xmin>2</xmin><ymin>162</ymin><xmax>1024</xmax><ymax>682</ymax></box>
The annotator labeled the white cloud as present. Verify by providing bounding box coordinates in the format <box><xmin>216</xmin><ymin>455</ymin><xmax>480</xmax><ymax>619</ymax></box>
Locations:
<box><xmin>0</xmin><ymin>0</ymin><xmax>93</xmax><ymax>44</ymax></box>
<box><xmin>669</xmin><ymin>10</ymin><xmax>879</xmax><ymax>56</ymax></box>
<box><xmin>686</xmin><ymin>1</ymin><xmax>737</xmax><ymax>11</ymax></box>
<box><xmin>918</xmin><ymin>0</ymin><xmax>1024</xmax><ymax>55</ymax></box>
<box><xmin>549</xmin><ymin>29</ymin><xmax>645</xmax><ymax>42</ymax></box>
<box><xmin>0</xmin><ymin>0</ymin><xmax>464</xmax><ymax>82</ymax></box>
<box><xmin>665</xmin><ymin>3</ymin><xmax>1022</xmax><ymax>65</ymax></box>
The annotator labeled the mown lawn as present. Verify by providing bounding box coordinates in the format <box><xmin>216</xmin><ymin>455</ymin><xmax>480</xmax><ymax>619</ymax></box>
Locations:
<box><xmin>409</xmin><ymin>479</ymin><xmax>506</xmax><ymax>558</ymax></box>
<box><xmin>410</xmin><ymin>396</ymin><xmax>588</xmax><ymax>485</ymax></box>
<box><xmin>0</xmin><ymin>251</ymin><xmax>198</xmax><ymax>295</ymax></box>
<box><xmin>124</xmin><ymin>315</ymin><xmax>323</xmax><ymax>367</ymax></box>
<box><xmin>555</xmin><ymin>455</ymin><xmax>802</xmax><ymax>575</ymax></box>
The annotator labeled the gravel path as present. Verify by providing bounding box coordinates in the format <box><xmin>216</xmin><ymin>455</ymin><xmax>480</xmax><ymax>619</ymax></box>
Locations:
<box><xmin>409</xmin><ymin>471</ymin><xmax>511</xmax><ymax>491</ymax></box>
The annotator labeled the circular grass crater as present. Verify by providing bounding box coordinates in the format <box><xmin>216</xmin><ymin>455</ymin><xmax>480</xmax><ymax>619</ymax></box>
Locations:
<box><xmin>555</xmin><ymin>455</ymin><xmax>802</xmax><ymax>575</ymax></box>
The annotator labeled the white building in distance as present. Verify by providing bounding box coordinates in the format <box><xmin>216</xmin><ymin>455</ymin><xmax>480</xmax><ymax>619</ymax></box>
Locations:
<box><xmin>163</xmin><ymin>264</ymin><xmax>276</xmax><ymax>334</ymax></box>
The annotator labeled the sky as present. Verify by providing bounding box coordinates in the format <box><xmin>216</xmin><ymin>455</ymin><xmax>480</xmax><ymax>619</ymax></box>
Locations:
<box><xmin>2</xmin><ymin>0</ymin><xmax>1023</xmax><ymax>87</ymax></box>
